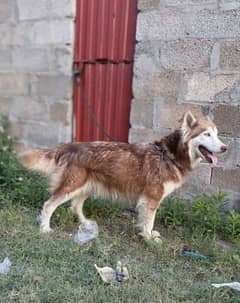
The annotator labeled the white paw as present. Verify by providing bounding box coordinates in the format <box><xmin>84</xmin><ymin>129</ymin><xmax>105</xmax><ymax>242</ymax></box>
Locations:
<box><xmin>151</xmin><ymin>230</ymin><xmax>162</xmax><ymax>244</ymax></box>
<box><xmin>151</xmin><ymin>230</ymin><xmax>161</xmax><ymax>238</ymax></box>
<box><xmin>40</xmin><ymin>225</ymin><xmax>52</xmax><ymax>233</ymax></box>
<box><xmin>138</xmin><ymin>231</ymin><xmax>151</xmax><ymax>240</ymax></box>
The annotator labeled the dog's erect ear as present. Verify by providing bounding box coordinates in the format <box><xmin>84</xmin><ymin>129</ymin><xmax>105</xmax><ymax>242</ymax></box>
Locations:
<box><xmin>182</xmin><ymin>111</ymin><xmax>197</xmax><ymax>130</ymax></box>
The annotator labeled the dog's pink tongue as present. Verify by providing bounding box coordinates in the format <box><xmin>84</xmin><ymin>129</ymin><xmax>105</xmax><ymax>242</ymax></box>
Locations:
<box><xmin>209</xmin><ymin>154</ymin><xmax>218</xmax><ymax>166</ymax></box>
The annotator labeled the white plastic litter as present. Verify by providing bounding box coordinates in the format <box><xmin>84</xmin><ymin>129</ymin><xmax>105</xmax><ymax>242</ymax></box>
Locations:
<box><xmin>95</xmin><ymin>261</ymin><xmax>129</xmax><ymax>285</ymax></box>
<box><xmin>0</xmin><ymin>257</ymin><xmax>12</xmax><ymax>274</ymax></box>
<box><xmin>212</xmin><ymin>282</ymin><xmax>240</xmax><ymax>291</ymax></box>
<box><xmin>73</xmin><ymin>220</ymin><xmax>98</xmax><ymax>245</ymax></box>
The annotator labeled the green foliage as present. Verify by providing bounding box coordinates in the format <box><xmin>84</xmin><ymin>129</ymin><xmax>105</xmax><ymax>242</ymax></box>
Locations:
<box><xmin>158</xmin><ymin>193</ymin><xmax>240</xmax><ymax>241</ymax></box>
<box><xmin>0</xmin><ymin>129</ymin><xmax>48</xmax><ymax>208</ymax></box>
<box><xmin>157</xmin><ymin>197</ymin><xmax>188</xmax><ymax>227</ymax></box>
<box><xmin>1</xmin><ymin>202</ymin><xmax>240</xmax><ymax>303</ymax></box>
<box><xmin>225</xmin><ymin>210</ymin><xmax>240</xmax><ymax>239</ymax></box>
<box><xmin>191</xmin><ymin>192</ymin><xmax>240</xmax><ymax>241</ymax></box>
<box><xmin>191</xmin><ymin>192</ymin><xmax>227</xmax><ymax>234</ymax></box>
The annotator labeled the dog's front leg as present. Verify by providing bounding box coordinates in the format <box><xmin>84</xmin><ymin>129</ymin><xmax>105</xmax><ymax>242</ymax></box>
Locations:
<box><xmin>136</xmin><ymin>196</ymin><xmax>162</xmax><ymax>243</ymax></box>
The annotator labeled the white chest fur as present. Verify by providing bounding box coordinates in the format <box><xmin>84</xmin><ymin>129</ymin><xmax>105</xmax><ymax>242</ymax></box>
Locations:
<box><xmin>162</xmin><ymin>180</ymin><xmax>183</xmax><ymax>200</ymax></box>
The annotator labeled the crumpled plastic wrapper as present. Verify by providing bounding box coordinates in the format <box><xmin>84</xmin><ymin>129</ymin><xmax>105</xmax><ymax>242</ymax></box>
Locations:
<box><xmin>212</xmin><ymin>282</ymin><xmax>240</xmax><ymax>291</ymax></box>
<box><xmin>95</xmin><ymin>261</ymin><xmax>129</xmax><ymax>285</ymax></box>
<box><xmin>73</xmin><ymin>220</ymin><xmax>98</xmax><ymax>245</ymax></box>
<box><xmin>0</xmin><ymin>257</ymin><xmax>11</xmax><ymax>274</ymax></box>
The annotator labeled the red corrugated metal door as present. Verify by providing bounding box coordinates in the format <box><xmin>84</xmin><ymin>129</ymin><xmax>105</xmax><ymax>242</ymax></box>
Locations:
<box><xmin>73</xmin><ymin>0</ymin><xmax>137</xmax><ymax>142</ymax></box>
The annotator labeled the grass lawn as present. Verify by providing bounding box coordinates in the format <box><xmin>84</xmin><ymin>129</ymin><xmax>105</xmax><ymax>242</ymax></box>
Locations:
<box><xmin>0</xmin><ymin>132</ymin><xmax>240</xmax><ymax>303</ymax></box>
<box><xmin>0</xmin><ymin>197</ymin><xmax>240</xmax><ymax>303</ymax></box>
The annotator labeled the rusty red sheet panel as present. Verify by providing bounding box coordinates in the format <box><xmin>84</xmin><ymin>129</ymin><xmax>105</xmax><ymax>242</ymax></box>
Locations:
<box><xmin>74</xmin><ymin>0</ymin><xmax>137</xmax><ymax>142</ymax></box>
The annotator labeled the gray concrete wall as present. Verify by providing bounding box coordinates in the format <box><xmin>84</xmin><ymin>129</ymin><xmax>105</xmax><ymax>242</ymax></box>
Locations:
<box><xmin>130</xmin><ymin>0</ymin><xmax>240</xmax><ymax>204</ymax></box>
<box><xmin>0</xmin><ymin>0</ymin><xmax>75</xmax><ymax>147</ymax></box>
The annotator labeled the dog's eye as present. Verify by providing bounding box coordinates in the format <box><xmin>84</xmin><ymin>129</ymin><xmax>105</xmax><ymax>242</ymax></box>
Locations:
<box><xmin>205</xmin><ymin>133</ymin><xmax>211</xmax><ymax>137</ymax></box>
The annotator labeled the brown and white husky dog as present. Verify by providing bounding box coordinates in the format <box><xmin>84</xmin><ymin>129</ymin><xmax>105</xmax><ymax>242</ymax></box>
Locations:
<box><xmin>20</xmin><ymin>112</ymin><xmax>227</xmax><ymax>242</ymax></box>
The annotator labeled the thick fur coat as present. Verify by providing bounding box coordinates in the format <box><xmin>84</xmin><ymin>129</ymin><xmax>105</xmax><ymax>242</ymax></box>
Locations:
<box><xmin>20</xmin><ymin>112</ymin><xmax>227</xmax><ymax>242</ymax></box>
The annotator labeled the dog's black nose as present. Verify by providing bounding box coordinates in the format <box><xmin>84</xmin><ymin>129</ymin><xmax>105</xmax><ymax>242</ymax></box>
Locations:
<box><xmin>221</xmin><ymin>145</ymin><xmax>227</xmax><ymax>153</ymax></box>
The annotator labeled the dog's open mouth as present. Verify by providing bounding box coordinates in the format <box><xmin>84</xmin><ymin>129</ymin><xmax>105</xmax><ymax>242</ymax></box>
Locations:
<box><xmin>199</xmin><ymin>145</ymin><xmax>218</xmax><ymax>165</ymax></box>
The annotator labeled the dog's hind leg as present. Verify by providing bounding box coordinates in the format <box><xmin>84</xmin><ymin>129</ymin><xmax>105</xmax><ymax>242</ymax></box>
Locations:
<box><xmin>136</xmin><ymin>196</ymin><xmax>161</xmax><ymax>242</ymax></box>
<box><xmin>40</xmin><ymin>193</ymin><xmax>73</xmax><ymax>233</ymax></box>
<box><xmin>70</xmin><ymin>195</ymin><xmax>88</xmax><ymax>223</ymax></box>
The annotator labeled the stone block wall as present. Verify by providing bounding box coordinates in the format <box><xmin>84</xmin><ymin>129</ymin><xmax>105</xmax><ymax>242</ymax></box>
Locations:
<box><xmin>0</xmin><ymin>0</ymin><xmax>238</xmax><ymax>203</ymax></box>
<box><xmin>130</xmin><ymin>0</ymin><xmax>240</xmax><ymax>204</ymax></box>
<box><xmin>0</xmin><ymin>0</ymin><xmax>75</xmax><ymax>147</ymax></box>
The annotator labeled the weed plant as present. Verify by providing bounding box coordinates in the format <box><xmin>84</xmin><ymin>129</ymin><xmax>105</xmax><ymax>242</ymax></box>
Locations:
<box><xmin>158</xmin><ymin>193</ymin><xmax>240</xmax><ymax>241</ymax></box>
<box><xmin>0</xmin><ymin>128</ymin><xmax>48</xmax><ymax>208</ymax></box>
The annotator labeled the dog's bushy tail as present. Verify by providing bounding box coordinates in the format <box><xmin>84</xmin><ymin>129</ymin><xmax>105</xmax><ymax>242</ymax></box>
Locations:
<box><xmin>19</xmin><ymin>148</ymin><xmax>57</xmax><ymax>175</ymax></box>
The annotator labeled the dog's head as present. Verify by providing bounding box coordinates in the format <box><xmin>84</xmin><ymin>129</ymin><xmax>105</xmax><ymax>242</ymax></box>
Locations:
<box><xmin>181</xmin><ymin>111</ymin><xmax>227</xmax><ymax>167</ymax></box>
